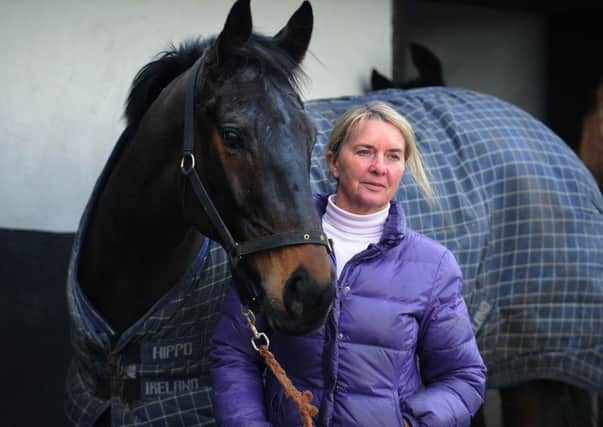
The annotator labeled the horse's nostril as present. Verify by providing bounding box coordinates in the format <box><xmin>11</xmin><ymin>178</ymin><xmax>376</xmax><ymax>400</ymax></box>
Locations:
<box><xmin>284</xmin><ymin>271</ymin><xmax>306</xmax><ymax>318</ymax></box>
<box><xmin>286</xmin><ymin>296</ymin><xmax>304</xmax><ymax>318</ymax></box>
<box><xmin>275</xmin><ymin>267</ymin><xmax>335</xmax><ymax>334</ymax></box>
<box><xmin>283</xmin><ymin>267</ymin><xmax>335</xmax><ymax>323</ymax></box>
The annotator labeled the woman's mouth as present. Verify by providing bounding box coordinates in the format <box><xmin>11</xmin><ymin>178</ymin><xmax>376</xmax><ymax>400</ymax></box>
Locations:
<box><xmin>363</xmin><ymin>181</ymin><xmax>386</xmax><ymax>191</ymax></box>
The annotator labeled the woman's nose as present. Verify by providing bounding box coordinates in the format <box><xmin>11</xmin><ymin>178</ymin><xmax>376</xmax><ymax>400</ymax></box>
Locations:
<box><xmin>369</xmin><ymin>155</ymin><xmax>387</xmax><ymax>174</ymax></box>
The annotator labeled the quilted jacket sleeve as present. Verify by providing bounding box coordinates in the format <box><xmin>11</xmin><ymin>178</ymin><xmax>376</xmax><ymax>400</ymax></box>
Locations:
<box><xmin>400</xmin><ymin>250</ymin><xmax>487</xmax><ymax>427</ymax></box>
<box><xmin>210</xmin><ymin>285</ymin><xmax>272</xmax><ymax>427</ymax></box>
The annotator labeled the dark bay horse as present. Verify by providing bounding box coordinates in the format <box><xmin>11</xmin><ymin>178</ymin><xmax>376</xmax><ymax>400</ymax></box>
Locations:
<box><xmin>77</xmin><ymin>0</ymin><xmax>334</xmax><ymax>335</ymax></box>
<box><xmin>66</xmin><ymin>1</ymin><xmax>334</xmax><ymax>425</ymax></box>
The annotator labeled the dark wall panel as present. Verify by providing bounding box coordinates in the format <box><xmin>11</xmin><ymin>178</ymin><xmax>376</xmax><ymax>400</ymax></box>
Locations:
<box><xmin>0</xmin><ymin>229</ymin><xmax>74</xmax><ymax>426</ymax></box>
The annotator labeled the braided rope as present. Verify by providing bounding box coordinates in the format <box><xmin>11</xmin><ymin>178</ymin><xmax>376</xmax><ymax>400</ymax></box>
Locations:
<box><xmin>241</xmin><ymin>306</ymin><xmax>317</xmax><ymax>426</ymax></box>
<box><xmin>258</xmin><ymin>344</ymin><xmax>318</xmax><ymax>427</ymax></box>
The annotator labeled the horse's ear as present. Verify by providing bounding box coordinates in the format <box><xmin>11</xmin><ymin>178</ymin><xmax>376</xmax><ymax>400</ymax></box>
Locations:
<box><xmin>217</xmin><ymin>0</ymin><xmax>252</xmax><ymax>56</ymax></box>
<box><xmin>370</xmin><ymin>69</ymin><xmax>395</xmax><ymax>91</ymax></box>
<box><xmin>409</xmin><ymin>43</ymin><xmax>445</xmax><ymax>86</ymax></box>
<box><xmin>273</xmin><ymin>1</ymin><xmax>313</xmax><ymax>64</ymax></box>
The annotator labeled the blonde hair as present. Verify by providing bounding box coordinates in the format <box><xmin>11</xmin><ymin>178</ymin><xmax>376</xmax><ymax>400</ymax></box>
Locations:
<box><xmin>326</xmin><ymin>101</ymin><xmax>434</xmax><ymax>200</ymax></box>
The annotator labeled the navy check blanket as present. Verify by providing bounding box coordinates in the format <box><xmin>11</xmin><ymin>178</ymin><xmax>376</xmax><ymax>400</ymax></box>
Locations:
<box><xmin>306</xmin><ymin>87</ymin><xmax>603</xmax><ymax>392</ymax></box>
<box><xmin>67</xmin><ymin>87</ymin><xmax>603</xmax><ymax>426</ymax></box>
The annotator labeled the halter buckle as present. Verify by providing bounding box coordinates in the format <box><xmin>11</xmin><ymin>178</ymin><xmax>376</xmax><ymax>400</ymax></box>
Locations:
<box><xmin>180</xmin><ymin>153</ymin><xmax>196</xmax><ymax>175</ymax></box>
<box><xmin>229</xmin><ymin>242</ymin><xmax>242</xmax><ymax>263</ymax></box>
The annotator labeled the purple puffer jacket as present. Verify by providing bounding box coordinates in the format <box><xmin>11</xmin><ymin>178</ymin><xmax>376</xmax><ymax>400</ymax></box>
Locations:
<box><xmin>210</xmin><ymin>195</ymin><xmax>486</xmax><ymax>427</ymax></box>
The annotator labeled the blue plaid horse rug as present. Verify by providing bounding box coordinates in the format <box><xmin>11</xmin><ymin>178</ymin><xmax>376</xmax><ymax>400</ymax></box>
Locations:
<box><xmin>66</xmin><ymin>87</ymin><xmax>603</xmax><ymax>425</ymax></box>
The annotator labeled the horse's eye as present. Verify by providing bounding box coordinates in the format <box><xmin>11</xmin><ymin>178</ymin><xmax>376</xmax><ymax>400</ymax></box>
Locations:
<box><xmin>221</xmin><ymin>128</ymin><xmax>243</xmax><ymax>149</ymax></box>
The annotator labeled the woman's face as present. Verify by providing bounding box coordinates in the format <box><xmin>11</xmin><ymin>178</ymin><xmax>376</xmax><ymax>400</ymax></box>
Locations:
<box><xmin>327</xmin><ymin>118</ymin><xmax>405</xmax><ymax>215</ymax></box>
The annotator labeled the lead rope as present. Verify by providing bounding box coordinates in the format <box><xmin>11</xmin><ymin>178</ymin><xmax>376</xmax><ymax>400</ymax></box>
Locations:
<box><xmin>241</xmin><ymin>306</ymin><xmax>319</xmax><ymax>427</ymax></box>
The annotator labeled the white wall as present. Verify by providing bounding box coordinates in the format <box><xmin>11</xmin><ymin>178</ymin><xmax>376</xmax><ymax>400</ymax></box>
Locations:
<box><xmin>1</xmin><ymin>0</ymin><xmax>391</xmax><ymax>232</ymax></box>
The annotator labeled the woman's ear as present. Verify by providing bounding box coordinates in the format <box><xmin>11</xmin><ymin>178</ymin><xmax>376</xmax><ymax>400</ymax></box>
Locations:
<box><xmin>326</xmin><ymin>151</ymin><xmax>339</xmax><ymax>178</ymax></box>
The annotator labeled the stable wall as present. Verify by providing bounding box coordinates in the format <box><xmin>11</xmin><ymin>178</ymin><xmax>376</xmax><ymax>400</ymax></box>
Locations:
<box><xmin>1</xmin><ymin>0</ymin><xmax>391</xmax><ymax>232</ymax></box>
<box><xmin>396</xmin><ymin>0</ymin><xmax>547</xmax><ymax>121</ymax></box>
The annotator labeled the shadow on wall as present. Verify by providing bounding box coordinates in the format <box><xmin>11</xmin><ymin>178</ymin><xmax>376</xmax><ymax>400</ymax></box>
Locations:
<box><xmin>0</xmin><ymin>229</ymin><xmax>74</xmax><ymax>426</ymax></box>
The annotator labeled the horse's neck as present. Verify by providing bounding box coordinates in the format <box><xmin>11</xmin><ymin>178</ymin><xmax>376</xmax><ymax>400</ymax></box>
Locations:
<box><xmin>79</xmin><ymin>133</ymin><xmax>204</xmax><ymax>334</ymax></box>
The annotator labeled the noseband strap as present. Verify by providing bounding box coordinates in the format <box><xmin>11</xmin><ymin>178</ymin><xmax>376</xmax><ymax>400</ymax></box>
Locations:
<box><xmin>236</xmin><ymin>231</ymin><xmax>329</xmax><ymax>259</ymax></box>
<box><xmin>180</xmin><ymin>54</ymin><xmax>331</xmax><ymax>309</ymax></box>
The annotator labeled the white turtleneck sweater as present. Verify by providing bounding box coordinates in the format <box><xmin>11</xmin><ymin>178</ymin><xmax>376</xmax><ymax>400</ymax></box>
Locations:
<box><xmin>322</xmin><ymin>194</ymin><xmax>389</xmax><ymax>278</ymax></box>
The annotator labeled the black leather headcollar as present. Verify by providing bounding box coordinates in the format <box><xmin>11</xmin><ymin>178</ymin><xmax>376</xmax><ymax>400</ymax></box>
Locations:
<box><xmin>180</xmin><ymin>54</ymin><xmax>331</xmax><ymax>311</ymax></box>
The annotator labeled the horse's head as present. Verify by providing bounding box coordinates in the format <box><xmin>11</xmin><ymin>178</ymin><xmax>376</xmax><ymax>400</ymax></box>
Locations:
<box><xmin>183</xmin><ymin>0</ymin><xmax>334</xmax><ymax>335</ymax></box>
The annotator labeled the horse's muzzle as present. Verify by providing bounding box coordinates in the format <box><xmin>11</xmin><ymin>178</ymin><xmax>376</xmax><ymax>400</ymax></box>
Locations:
<box><xmin>273</xmin><ymin>267</ymin><xmax>335</xmax><ymax>335</ymax></box>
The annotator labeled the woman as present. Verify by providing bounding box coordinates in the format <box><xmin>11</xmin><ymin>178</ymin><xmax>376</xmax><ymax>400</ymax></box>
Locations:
<box><xmin>210</xmin><ymin>101</ymin><xmax>486</xmax><ymax>426</ymax></box>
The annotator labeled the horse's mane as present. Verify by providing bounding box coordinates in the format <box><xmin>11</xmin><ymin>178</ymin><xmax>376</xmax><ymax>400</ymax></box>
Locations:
<box><xmin>125</xmin><ymin>38</ymin><xmax>211</xmax><ymax>127</ymax></box>
<box><xmin>124</xmin><ymin>35</ymin><xmax>306</xmax><ymax>129</ymax></box>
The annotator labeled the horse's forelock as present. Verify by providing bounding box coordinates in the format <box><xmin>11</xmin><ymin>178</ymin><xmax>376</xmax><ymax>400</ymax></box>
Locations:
<box><xmin>208</xmin><ymin>34</ymin><xmax>307</xmax><ymax>96</ymax></box>
<box><xmin>253</xmin><ymin>34</ymin><xmax>307</xmax><ymax>94</ymax></box>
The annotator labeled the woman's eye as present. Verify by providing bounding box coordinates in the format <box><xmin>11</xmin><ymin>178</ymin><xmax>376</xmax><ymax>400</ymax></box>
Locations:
<box><xmin>388</xmin><ymin>154</ymin><xmax>401</xmax><ymax>161</ymax></box>
<box><xmin>357</xmin><ymin>149</ymin><xmax>371</xmax><ymax>156</ymax></box>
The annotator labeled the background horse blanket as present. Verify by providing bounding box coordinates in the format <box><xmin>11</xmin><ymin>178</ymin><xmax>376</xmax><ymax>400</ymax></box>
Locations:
<box><xmin>307</xmin><ymin>87</ymin><xmax>603</xmax><ymax>392</ymax></box>
<box><xmin>66</xmin><ymin>87</ymin><xmax>603</xmax><ymax>425</ymax></box>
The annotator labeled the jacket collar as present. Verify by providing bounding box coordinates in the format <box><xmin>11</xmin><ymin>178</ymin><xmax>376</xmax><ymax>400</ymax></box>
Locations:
<box><xmin>314</xmin><ymin>194</ymin><xmax>407</xmax><ymax>247</ymax></box>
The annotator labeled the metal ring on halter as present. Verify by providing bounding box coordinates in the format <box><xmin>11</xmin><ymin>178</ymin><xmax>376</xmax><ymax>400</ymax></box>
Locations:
<box><xmin>251</xmin><ymin>332</ymin><xmax>270</xmax><ymax>352</ymax></box>
<box><xmin>241</xmin><ymin>305</ymin><xmax>271</xmax><ymax>351</ymax></box>
<box><xmin>180</xmin><ymin>153</ymin><xmax>196</xmax><ymax>175</ymax></box>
